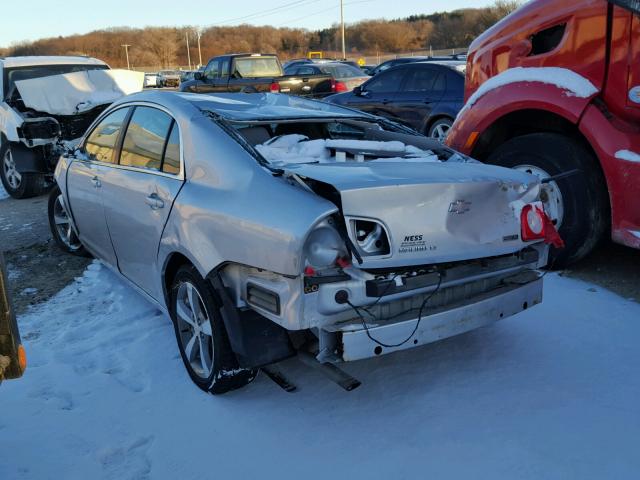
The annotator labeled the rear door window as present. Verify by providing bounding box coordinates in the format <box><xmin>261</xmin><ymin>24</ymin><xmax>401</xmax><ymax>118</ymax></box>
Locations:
<box><xmin>84</xmin><ymin>108</ymin><xmax>130</xmax><ymax>164</ymax></box>
<box><xmin>119</xmin><ymin>107</ymin><xmax>173</xmax><ymax>171</ymax></box>
<box><xmin>403</xmin><ymin>67</ymin><xmax>437</xmax><ymax>92</ymax></box>
<box><xmin>162</xmin><ymin>122</ymin><xmax>181</xmax><ymax>175</ymax></box>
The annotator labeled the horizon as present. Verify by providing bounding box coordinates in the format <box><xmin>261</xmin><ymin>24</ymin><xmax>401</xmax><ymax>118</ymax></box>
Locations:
<box><xmin>1</xmin><ymin>0</ymin><xmax>491</xmax><ymax>48</ymax></box>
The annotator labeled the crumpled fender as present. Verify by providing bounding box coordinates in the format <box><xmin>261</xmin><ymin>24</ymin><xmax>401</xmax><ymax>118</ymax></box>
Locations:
<box><xmin>447</xmin><ymin>80</ymin><xmax>597</xmax><ymax>154</ymax></box>
<box><xmin>0</xmin><ymin>102</ymin><xmax>23</xmax><ymax>142</ymax></box>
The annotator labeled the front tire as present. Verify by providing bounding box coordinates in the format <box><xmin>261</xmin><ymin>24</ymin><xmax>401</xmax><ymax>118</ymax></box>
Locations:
<box><xmin>0</xmin><ymin>141</ymin><xmax>47</xmax><ymax>199</ymax></box>
<box><xmin>48</xmin><ymin>185</ymin><xmax>89</xmax><ymax>256</ymax></box>
<box><xmin>169</xmin><ymin>265</ymin><xmax>257</xmax><ymax>394</ymax></box>
<box><xmin>487</xmin><ymin>133</ymin><xmax>608</xmax><ymax>267</ymax></box>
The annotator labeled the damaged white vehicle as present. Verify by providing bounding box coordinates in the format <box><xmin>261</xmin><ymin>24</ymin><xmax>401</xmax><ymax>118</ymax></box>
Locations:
<box><xmin>0</xmin><ymin>56</ymin><xmax>144</xmax><ymax>198</ymax></box>
<box><xmin>50</xmin><ymin>91</ymin><xmax>562</xmax><ymax>394</ymax></box>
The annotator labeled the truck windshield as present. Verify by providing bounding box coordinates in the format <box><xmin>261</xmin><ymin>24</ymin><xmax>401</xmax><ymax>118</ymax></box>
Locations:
<box><xmin>233</xmin><ymin>57</ymin><xmax>282</xmax><ymax>78</ymax></box>
<box><xmin>4</xmin><ymin>64</ymin><xmax>108</xmax><ymax>100</ymax></box>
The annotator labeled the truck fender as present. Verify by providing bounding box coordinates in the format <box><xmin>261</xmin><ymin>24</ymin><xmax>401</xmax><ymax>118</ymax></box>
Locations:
<box><xmin>0</xmin><ymin>103</ymin><xmax>23</xmax><ymax>142</ymax></box>
<box><xmin>448</xmin><ymin>78</ymin><xmax>597</xmax><ymax>154</ymax></box>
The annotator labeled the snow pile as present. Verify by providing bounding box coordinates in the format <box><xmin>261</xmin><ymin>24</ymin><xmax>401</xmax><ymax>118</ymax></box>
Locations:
<box><xmin>615</xmin><ymin>150</ymin><xmax>640</xmax><ymax>163</ymax></box>
<box><xmin>459</xmin><ymin>67</ymin><xmax>599</xmax><ymax>117</ymax></box>
<box><xmin>2</xmin><ymin>262</ymin><xmax>640</xmax><ymax>478</ymax></box>
<box><xmin>256</xmin><ymin>135</ymin><xmax>440</xmax><ymax>166</ymax></box>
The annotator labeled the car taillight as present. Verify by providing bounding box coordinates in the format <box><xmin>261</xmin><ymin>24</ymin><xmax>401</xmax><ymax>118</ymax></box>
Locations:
<box><xmin>334</xmin><ymin>81</ymin><xmax>348</xmax><ymax>93</ymax></box>
<box><xmin>521</xmin><ymin>204</ymin><xmax>546</xmax><ymax>241</ymax></box>
<box><xmin>270</xmin><ymin>82</ymin><xmax>280</xmax><ymax>93</ymax></box>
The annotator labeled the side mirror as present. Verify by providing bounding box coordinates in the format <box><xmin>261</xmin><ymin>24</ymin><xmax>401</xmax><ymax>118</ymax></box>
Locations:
<box><xmin>354</xmin><ymin>86</ymin><xmax>363</xmax><ymax>96</ymax></box>
<box><xmin>194</xmin><ymin>72</ymin><xmax>203</xmax><ymax>81</ymax></box>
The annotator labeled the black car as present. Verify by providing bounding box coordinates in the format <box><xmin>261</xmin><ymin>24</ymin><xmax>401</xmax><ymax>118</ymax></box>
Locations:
<box><xmin>325</xmin><ymin>61</ymin><xmax>465</xmax><ymax>142</ymax></box>
<box><xmin>370</xmin><ymin>54</ymin><xmax>467</xmax><ymax>76</ymax></box>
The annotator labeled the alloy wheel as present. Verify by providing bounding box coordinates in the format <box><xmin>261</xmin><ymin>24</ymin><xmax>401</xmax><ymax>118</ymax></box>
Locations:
<box><xmin>431</xmin><ymin>123</ymin><xmax>450</xmax><ymax>143</ymax></box>
<box><xmin>52</xmin><ymin>194</ymin><xmax>83</xmax><ymax>251</ymax></box>
<box><xmin>2</xmin><ymin>148</ymin><xmax>21</xmax><ymax>190</ymax></box>
<box><xmin>175</xmin><ymin>282</ymin><xmax>215</xmax><ymax>379</ymax></box>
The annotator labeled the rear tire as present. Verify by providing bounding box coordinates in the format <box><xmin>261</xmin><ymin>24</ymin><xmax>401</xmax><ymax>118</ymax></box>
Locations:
<box><xmin>428</xmin><ymin>118</ymin><xmax>453</xmax><ymax>143</ymax></box>
<box><xmin>169</xmin><ymin>265</ymin><xmax>257</xmax><ymax>394</ymax></box>
<box><xmin>0</xmin><ymin>141</ymin><xmax>47</xmax><ymax>199</ymax></box>
<box><xmin>48</xmin><ymin>185</ymin><xmax>89</xmax><ymax>256</ymax></box>
<box><xmin>486</xmin><ymin>133</ymin><xmax>608</xmax><ymax>267</ymax></box>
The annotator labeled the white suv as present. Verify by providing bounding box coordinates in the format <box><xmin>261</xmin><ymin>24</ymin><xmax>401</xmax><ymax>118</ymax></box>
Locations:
<box><xmin>0</xmin><ymin>56</ymin><xmax>143</xmax><ymax>198</ymax></box>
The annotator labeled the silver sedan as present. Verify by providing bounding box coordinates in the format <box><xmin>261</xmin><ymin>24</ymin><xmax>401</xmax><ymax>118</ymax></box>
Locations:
<box><xmin>50</xmin><ymin>91</ymin><xmax>555</xmax><ymax>394</ymax></box>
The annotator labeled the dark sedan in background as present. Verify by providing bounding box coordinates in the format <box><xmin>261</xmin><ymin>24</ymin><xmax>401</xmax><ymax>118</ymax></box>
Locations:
<box><xmin>326</xmin><ymin>61</ymin><xmax>465</xmax><ymax>142</ymax></box>
<box><xmin>284</xmin><ymin>62</ymin><xmax>370</xmax><ymax>94</ymax></box>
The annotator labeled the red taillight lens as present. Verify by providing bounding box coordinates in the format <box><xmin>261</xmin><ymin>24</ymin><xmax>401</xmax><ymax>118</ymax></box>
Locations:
<box><xmin>521</xmin><ymin>204</ymin><xmax>546</xmax><ymax>241</ymax></box>
<box><xmin>334</xmin><ymin>81</ymin><xmax>348</xmax><ymax>93</ymax></box>
<box><xmin>270</xmin><ymin>82</ymin><xmax>280</xmax><ymax>93</ymax></box>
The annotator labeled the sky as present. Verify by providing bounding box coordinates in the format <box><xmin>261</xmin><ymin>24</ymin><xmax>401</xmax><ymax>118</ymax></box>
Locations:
<box><xmin>1</xmin><ymin>0</ymin><xmax>491</xmax><ymax>48</ymax></box>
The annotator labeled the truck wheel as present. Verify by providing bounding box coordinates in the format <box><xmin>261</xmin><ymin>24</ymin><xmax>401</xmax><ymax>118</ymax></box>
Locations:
<box><xmin>48</xmin><ymin>185</ymin><xmax>89</xmax><ymax>256</ymax></box>
<box><xmin>0</xmin><ymin>142</ymin><xmax>46</xmax><ymax>199</ymax></box>
<box><xmin>428</xmin><ymin>118</ymin><xmax>453</xmax><ymax>143</ymax></box>
<box><xmin>487</xmin><ymin>133</ymin><xmax>608</xmax><ymax>267</ymax></box>
<box><xmin>169</xmin><ymin>265</ymin><xmax>257</xmax><ymax>394</ymax></box>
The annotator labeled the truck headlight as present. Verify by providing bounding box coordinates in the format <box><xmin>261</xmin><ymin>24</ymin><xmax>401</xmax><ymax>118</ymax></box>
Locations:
<box><xmin>303</xmin><ymin>225</ymin><xmax>347</xmax><ymax>269</ymax></box>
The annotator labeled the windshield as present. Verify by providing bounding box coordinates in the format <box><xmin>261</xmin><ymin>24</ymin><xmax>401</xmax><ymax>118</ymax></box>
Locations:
<box><xmin>233</xmin><ymin>57</ymin><xmax>282</xmax><ymax>78</ymax></box>
<box><xmin>319</xmin><ymin>64</ymin><xmax>364</xmax><ymax>79</ymax></box>
<box><xmin>3</xmin><ymin>64</ymin><xmax>108</xmax><ymax>99</ymax></box>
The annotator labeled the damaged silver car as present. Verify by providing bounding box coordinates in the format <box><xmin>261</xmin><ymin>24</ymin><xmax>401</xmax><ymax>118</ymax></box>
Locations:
<box><xmin>49</xmin><ymin>91</ymin><xmax>562</xmax><ymax>394</ymax></box>
<box><xmin>0</xmin><ymin>56</ymin><xmax>144</xmax><ymax>198</ymax></box>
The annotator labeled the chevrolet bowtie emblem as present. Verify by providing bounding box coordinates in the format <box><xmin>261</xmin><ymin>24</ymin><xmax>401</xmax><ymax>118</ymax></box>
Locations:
<box><xmin>448</xmin><ymin>200</ymin><xmax>472</xmax><ymax>214</ymax></box>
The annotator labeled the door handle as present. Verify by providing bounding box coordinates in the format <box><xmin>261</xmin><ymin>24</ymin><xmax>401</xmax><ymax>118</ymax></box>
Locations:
<box><xmin>91</xmin><ymin>176</ymin><xmax>101</xmax><ymax>188</ymax></box>
<box><xmin>145</xmin><ymin>193</ymin><xmax>164</xmax><ymax>210</ymax></box>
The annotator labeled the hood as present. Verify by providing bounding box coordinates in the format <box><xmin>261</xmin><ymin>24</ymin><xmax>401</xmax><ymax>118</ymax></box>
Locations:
<box><xmin>285</xmin><ymin>161</ymin><xmax>541</xmax><ymax>268</ymax></box>
<box><xmin>15</xmin><ymin>69</ymin><xmax>144</xmax><ymax>116</ymax></box>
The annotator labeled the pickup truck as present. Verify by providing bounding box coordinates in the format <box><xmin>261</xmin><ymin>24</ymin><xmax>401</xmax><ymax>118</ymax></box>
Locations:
<box><xmin>179</xmin><ymin>53</ymin><xmax>335</xmax><ymax>98</ymax></box>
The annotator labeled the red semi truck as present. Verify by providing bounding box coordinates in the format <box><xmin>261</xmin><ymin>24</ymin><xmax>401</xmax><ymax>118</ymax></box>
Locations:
<box><xmin>447</xmin><ymin>0</ymin><xmax>640</xmax><ymax>266</ymax></box>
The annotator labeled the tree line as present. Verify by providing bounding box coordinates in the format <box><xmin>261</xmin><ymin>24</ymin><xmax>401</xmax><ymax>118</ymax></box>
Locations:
<box><xmin>0</xmin><ymin>1</ymin><xmax>519</xmax><ymax>69</ymax></box>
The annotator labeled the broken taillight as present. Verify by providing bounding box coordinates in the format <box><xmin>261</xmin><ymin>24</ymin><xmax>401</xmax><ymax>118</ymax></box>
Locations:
<box><xmin>521</xmin><ymin>204</ymin><xmax>565</xmax><ymax>248</ymax></box>
<box><xmin>521</xmin><ymin>204</ymin><xmax>545</xmax><ymax>241</ymax></box>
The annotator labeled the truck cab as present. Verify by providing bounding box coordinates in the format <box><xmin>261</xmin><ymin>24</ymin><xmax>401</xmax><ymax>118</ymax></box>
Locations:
<box><xmin>447</xmin><ymin>0</ymin><xmax>640</xmax><ymax>265</ymax></box>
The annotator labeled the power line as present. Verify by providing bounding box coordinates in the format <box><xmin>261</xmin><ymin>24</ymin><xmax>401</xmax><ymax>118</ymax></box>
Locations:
<box><xmin>210</xmin><ymin>0</ymin><xmax>323</xmax><ymax>26</ymax></box>
<box><xmin>275</xmin><ymin>0</ymin><xmax>373</xmax><ymax>28</ymax></box>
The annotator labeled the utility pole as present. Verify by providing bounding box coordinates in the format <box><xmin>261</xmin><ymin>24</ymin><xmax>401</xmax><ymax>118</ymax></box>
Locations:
<box><xmin>340</xmin><ymin>0</ymin><xmax>346</xmax><ymax>60</ymax></box>
<box><xmin>197</xmin><ymin>30</ymin><xmax>203</xmax><ymax>68</ymax></box>
<box><xmin>121</xmin><ymin>44</ymin><xmax>131</xmax><ymax>70</ymax></box>
<box><xmin>185</xmin><ymin>32</ymin><xmax>192</xmax><ymax>70</ymax></box>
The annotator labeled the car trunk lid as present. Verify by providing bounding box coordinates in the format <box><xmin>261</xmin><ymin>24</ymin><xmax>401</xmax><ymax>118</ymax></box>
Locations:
<box><xmin>285</xmin><ymin>161</ymin><xmax>540</xmax><ymax>268</ymax></box>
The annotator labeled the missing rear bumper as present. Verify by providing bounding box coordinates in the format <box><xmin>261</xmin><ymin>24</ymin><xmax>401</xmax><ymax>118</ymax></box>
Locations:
<box><xmin>329</xmin><ymin>274</ymin><xmax>542</xmax><ymax>362</ymax></box>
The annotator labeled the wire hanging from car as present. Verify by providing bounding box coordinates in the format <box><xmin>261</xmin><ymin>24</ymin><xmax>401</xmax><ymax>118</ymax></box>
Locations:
<box><xmin>346</xmin><ymin>271</ymin><xmax>443</xmax><ymax>348</ymax></box>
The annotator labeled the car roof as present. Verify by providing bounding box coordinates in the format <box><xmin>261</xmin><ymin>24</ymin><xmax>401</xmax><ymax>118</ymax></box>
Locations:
<box><xmin>0</xmin><ymin>56</ymin><xmax>107</xmax><ymax>69</ymax></box>
<box><xmin>114</xmin><ymin>91</ymin><xmax>374</xmax><ymax>122</ymax></box>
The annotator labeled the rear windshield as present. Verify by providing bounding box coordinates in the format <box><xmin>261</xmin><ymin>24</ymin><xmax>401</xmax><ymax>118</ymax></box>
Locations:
<box><xmin>233</xmin><ymin>57</ymin><xmax>282</xmax><ymax>78</ymax></box>
<box><xmin>3</xmin><ymin>64</ymin><xmax>108</xmax><ymax>99</ymax></box>
<box><xmin>319</xmin><ymin>64</ymin><xmax>363</xmax><ymax>79</ymax></box>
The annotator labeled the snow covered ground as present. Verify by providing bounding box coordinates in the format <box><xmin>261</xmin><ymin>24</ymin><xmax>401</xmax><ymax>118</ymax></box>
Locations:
<box><xmin>2</xmin><ymin>261</ymin><xmax>639</xmax><ymax>479</ymax></box>
<box><xmin>0</xmin><ymin>181</ymin><xmax>8</xmax><ymax>200</ymax></box>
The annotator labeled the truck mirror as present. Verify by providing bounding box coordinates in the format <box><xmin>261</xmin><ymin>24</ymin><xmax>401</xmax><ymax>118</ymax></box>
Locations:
<box><xmin>609</xmin><ymin>0</ymin><xmax>640</xmax><ymax>15</ymax></box>
<box><xmin>194</xmin><ymin>72</ymin><xmax>203</xmax><ymax>81</ymax></box>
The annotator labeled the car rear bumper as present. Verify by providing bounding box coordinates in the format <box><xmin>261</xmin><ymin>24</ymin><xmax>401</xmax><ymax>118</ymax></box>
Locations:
<box><xmin>330</xmin><ymin>272</ymin><xmax>542</xmax><ymax>362</ymax></box>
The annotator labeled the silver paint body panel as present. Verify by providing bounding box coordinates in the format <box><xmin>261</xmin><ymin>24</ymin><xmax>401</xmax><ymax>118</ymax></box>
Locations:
<box><xmin>56</xmin><ymin>91</ymin><xmax>548</xmax><ymax>341</ymax></box>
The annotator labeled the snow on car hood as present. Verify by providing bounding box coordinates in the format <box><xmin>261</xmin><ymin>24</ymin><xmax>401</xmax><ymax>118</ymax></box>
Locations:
<box><xmin>15</xmin><ymin>69</ymin><xmax>145</xmax><ymax>115</ymax></box>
